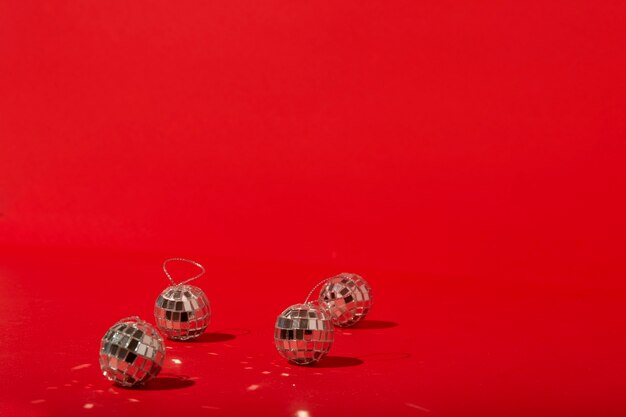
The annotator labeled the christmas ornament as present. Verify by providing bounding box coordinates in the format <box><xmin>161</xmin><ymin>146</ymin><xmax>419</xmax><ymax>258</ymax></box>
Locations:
<box><xmin>319</xmin><ymin>273</ymin><xmax>373</xmax><ymax>327</ymax></box>
<box><xmin>154</xmin><ymin>258</ymin><xmax>211</xmax><ymax>340</ymax></box>
<box><xmin>274</xmin><ymin>282</ymin><xmax>334</xmax><ymax>365</ymax></box>
<box><xmin>99</xmin><ymin>316</ymin><xmax>165</xmax><ymax>387</ymax></box>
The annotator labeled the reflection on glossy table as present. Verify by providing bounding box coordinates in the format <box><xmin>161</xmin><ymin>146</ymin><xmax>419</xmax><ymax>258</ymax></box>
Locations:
<box><xmin>1</xmin><ymin>249</ymin><xmax>625</xmax><ymax>417</ymax></box>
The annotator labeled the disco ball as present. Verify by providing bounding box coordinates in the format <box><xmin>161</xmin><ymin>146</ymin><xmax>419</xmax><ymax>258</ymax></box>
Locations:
<box><xmin>154</xmin><ymin>284</ymin><xmax>211</xmax><ymax>340</ymax></box>
<box><xmin>319</xmin><ymin>273</ymin><xmax>373</xmax><ymax>327</ymax></box>
<box><xmin>99</xmin><ymin>316</ymin><xmax>165</xmax><ymax>387</ymax></box>
<box><xmin>274</xmin><ymin>303</ymin><xmax>334</xmax><ymax>365</ymax></box>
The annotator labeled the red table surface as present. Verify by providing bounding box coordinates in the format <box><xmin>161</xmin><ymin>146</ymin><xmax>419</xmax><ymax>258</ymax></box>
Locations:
<box><xmin>1</xmin><ymin>1</ymin><xmax>626</xmax><ymax>416</ymax></box>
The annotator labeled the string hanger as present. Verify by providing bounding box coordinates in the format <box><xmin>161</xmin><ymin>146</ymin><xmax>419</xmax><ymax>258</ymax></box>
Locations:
<box><xmin>303</xmin><ymin>278</ymin><xmax>331</xmax><ymax>304</ymax></box>
<box><xmin>163</xmin><ymin>258</ymin><xmax>206</xmax><ymax>286</ymax></box>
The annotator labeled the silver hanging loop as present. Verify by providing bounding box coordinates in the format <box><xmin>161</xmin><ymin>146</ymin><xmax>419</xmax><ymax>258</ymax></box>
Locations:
<box><xmin>303</xmin><ymin>278</ymin><xmax>331</xmax><ymax>304</ymax></box>
<box><xmin>163</xmin><ymin>258</ymin><xmax>206</xmax><ymax>286</ymax></box>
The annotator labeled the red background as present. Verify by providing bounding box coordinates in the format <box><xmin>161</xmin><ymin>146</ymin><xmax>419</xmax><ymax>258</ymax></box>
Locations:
<box><xmin>1</xmin><ymin>1</ymin><xmax>625</xmax><ymax>416</ymax></box>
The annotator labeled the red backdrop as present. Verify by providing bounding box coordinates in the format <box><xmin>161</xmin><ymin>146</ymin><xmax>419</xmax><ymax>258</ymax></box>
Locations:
<box><xmin>1</xmin><ymin>1</ymin><xmax>625</xmax><ymax>416</ymax></box>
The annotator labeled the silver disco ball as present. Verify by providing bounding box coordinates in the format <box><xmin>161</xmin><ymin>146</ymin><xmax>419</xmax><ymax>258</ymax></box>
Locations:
<box><xmin>154</xmin><ymin>284</ymin><xmax>211</xmax><ymax>340</ymax></box>
<box><xmin>99</xmin><ymin>316</ymin><xmax>165</xmax><ymax>387</ymax></box>
<box><xmin>274</xmin><ymin>303</ymin><xmax>334</xmax><ymax>365</ymax></box>
<box><xmin>319</xmin><ymin>273</ymin><xmax>373</xmax><ymax>327</ymax></box>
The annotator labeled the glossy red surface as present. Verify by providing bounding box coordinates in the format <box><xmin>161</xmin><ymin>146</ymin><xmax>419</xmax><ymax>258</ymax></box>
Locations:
<box><xmin>1</xmin><ymin>1</ymin><xmax>626</xmax><ymax>416</ymax></box>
